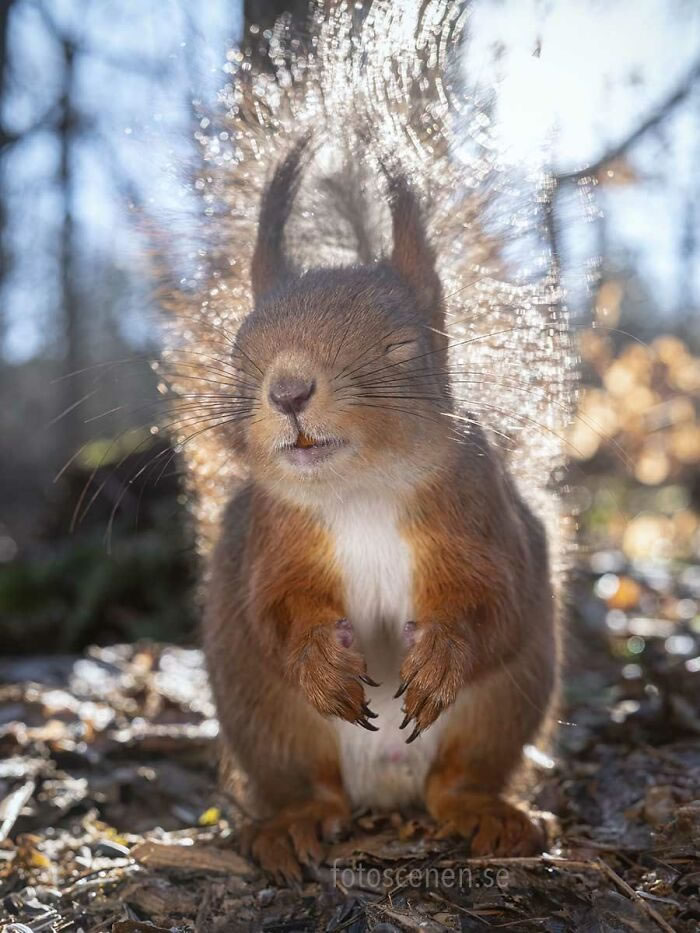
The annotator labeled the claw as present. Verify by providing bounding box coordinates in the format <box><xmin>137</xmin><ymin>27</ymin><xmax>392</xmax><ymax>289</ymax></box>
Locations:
<box><xmin>362</xmin><ymin>703</ymin><xmax>378</xmax><ymax>719</ymax></box>
<box><xmin>359</xmin><ymin>674</ymin><xmax>381</xmax><ymax>687</ymax></box>
<box><xmin>357</xmin><ymin>717</ymin><xmax>379</xmax><ymax>732</ymax></box>
<box><xmin>394</xmin><ymin>672</ymin><xmax>416</xmax><ymax>698</ymax></box>
<box><xmin>406</xmin><ymin>723</ymin><xmax>422</xmax><ymax>744</ymax></box>
<box><xmin>399</xmin><ymin>712</ymin><xmax>411</xmax><ymax>730</ymax></box>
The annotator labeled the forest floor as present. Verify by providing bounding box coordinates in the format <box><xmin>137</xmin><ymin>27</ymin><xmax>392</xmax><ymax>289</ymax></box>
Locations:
<box><xmin>1</xmin><ymin>554</ymin><xmax>699</xmax><ymax>933</ymax></box>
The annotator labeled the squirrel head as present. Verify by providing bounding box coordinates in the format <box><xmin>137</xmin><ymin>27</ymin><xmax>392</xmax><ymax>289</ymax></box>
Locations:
<box><xmin>230</xmin><ymin>139</ymin><xmax>454</xmax><ymax>502</ymax></box>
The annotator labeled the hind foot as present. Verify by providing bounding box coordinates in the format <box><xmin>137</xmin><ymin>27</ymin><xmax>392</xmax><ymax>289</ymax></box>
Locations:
<box><xmin>433</xmin><ymin>792</ymin><xmax>544</xmax><ymax>856</ymax></box>
<box><xmin>240</xmin><ymin>796</ymin><xmax>351</xmax><ymax>884</ymax></box>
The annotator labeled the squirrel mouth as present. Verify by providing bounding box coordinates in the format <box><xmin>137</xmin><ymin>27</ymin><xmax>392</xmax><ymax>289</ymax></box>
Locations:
<box><xmin>281</xmin><ymin>431</ymin><xmax>346</xmax><ymax>468</ymax></box>
<box><xmin>294</xmin><ymin>431</ymin><xmax>320</xmax><ymax>449</ymax></box>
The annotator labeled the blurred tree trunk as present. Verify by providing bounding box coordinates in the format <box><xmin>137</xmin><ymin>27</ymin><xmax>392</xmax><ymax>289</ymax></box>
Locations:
<box><xmin>243</xmin><ymin>0</ymin><xmax>310</xmax><ymax>34</ymax></box>
<box><xmin>241</xmin><ymin>1</ymin><xmax>367</xmax><ymax>62</ymax></box>
<box><xmin>0</xmin><ymin>0</ymin><xmax>17</xmax><ymax>363</ymax></box>
<box><xmin>243</xmin><ymin>0</ymin><xmax>312</xmax><ymax>67</ymax></box>
<box><xmin>678</xmin><ymin>87</ymin><xmax>699</xmax><ymax>332</ymax></box>
<box><xmin>242</xmin><ymin>0</ymin><xmax>364</xmax><ymax>37</ymax></box>
<box><xmin>58</xmin><ymin>37</ymin><xmax>83</xmax><ymax>452</ymax></box>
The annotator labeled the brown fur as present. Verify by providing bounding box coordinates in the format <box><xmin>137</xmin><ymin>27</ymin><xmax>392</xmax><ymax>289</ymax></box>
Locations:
<box><xmin>202</xmin><ymin>141</ymin><xmax>560</xmax><ymax>883</ymax></box>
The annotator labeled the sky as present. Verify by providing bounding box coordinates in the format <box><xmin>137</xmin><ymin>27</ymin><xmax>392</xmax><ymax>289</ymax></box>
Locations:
<box><xmin>471</xmin><ymin>0</ymin><xmax>698</xmax><ymax>171</ymax></box>
<box><xmin>467</xmin><ymin>0</ymin><xmax>700</xmax><ymax>314</ymax></box>
<box><xmin>3</xmin><ymin>0</ymin><xmax>700</xmax><ymax>361</ymax></box>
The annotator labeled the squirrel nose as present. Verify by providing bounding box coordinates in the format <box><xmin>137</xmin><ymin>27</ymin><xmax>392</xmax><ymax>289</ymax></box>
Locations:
<box><xmin>268</xmin><ymin>375</ymin><xmax>316</xmax><ymax>415</ymax></box>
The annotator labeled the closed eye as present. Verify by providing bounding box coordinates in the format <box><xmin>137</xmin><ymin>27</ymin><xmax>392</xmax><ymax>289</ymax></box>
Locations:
<box><xmin>385</xmin><ymin>339</ymin><xmax>418</xmax><ymax>356</ymax></box>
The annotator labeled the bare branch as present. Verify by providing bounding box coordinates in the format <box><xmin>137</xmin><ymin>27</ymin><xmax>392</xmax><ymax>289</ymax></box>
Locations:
<box><xmin>0</xmin><ymin>102</ymin><xmax>61</xmax><ymax>153</ymax></box>
<box><xmin>556</xmin><ymin>57</ymin><xmax>700</xmax><ymax>185</ymax></box>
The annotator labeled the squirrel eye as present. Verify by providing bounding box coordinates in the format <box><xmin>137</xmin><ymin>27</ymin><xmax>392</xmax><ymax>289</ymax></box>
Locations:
<box><xmin>385</xmin><ymin>339</ymin><xmax>418</xmax><ymax>360</ymax></box>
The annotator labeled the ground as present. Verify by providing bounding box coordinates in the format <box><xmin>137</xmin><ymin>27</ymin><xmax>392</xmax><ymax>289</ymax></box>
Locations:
<box><xmin>1</xmin><ymin>555</ymin><xmax>699</xmax><ymax>933</ymax></box>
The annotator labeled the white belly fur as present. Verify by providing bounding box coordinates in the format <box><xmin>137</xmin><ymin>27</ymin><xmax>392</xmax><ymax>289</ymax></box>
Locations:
<box><xmin>320</xmin><ymin>494</ymin><xmax>447</xmax><ymax>810</ymax></box>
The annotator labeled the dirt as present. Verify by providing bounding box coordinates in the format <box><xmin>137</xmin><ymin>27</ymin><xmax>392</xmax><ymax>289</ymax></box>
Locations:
<box><xmin>1</xmin><ymin>558</ymin><xmax>699</xmax><ymax>932</ymax></box>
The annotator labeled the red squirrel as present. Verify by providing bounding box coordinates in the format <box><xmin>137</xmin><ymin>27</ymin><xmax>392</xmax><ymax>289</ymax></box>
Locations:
<box><xmin>201</xmin><ymin>139</ymin><xmax>560</xmax><ymax>883</ymax></box>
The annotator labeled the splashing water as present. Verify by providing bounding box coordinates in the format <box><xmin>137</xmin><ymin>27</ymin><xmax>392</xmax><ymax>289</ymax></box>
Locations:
<box><xmin>159</xmin><ymin>0</ymin><xmax>578</xmax><ymax>568</ymax></box>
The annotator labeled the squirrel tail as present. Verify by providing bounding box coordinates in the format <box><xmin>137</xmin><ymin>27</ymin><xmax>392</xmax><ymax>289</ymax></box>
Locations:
<box><xmin>162</xmin><ymin>1</ymin><xmax>577</xmax><ymax>569</ymax></box>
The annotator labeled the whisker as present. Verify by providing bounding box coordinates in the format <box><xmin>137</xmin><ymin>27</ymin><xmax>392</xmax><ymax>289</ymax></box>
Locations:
<box><xmin>52</xmin><ymin>356</ymin><xmax>152</xmax><ymax>383</ymax></box>
<box><xmin>346</xmin><ymin>363</ymin><xmax>561</xmax><ymax>390</ymax></box>
<box><xmin>83</xmin><ymin>396</ymin><xmax>257</xmax><ymax>426</ymax></box>
<box><xmin>103</xmin><ymin>410</ymin><xmax>253</xmax><ymax>549</ymax></box>
<box><xmin>330</xmin><ymin>314</ymin><xmax>359</xmax><ymax>368</ymax></box>
<box><xmin>575</xmin><ymin>320</ymin><xmax>653</xmax><ymax>350</ymax></box>
<box><xmin>72</xmin><ymin>428</ymin><xmax>158</xmax><ymax>532</ymax></box>
<box><xmin>161</xmin><ymin>345</ymin><xmax>251</xmax><ymax>373</ymax></box>
<box><xmin>70</xmin><ymin>420</ymin><xmax>160</xmax><ymax>531</ymax></box>
<box><xmin>45</xmin><ymin>388</ymin><xmax>100</xmax><ymax>428</ymax></box>
<box><xmin>440</xmin><ymin>274</ymin><xmax>482</xmax><ymax>305</ymax></box>
<box><xmin>158</xmin><ymin>370</ymin><xmax>258</xmax><ymax>393</ymax></box>
<box><xmin>161</xmin><ymin>359</ymin><xmax>259</xmax><ymax>389</ymax></box>
<box><xmin>159</xmin><ymin>309</ymin><xmax>238</xmax><ymax>345</ymax></box>
<box><xmin>339</xmin><ymin>370</ymin><xmax>628</xmax><ymax>468</ymax></box>
<box><xmin>70</xmin><ymin>404</ymin><xmax>255</xmax><ymax>530</ymax></box>
<box><xmin>333</xmin><ymin>325</ymin><xmax>405</xmax><ymax>382</ymax></box>
<box><xmin>158</xmin><ymin>346</ymin><xmax>263</xmax><ymax>389</ymax></box>
<box><xmin>162</xmin><ymin>408</ymin><xmax>256</xmax><ymax>438</ymax></box>
<box><xmin>336</xmin><ymin>326</ymin><xmax>523</xmax><ymax>386</ymax></box>
<box><xmin>233</xmin><ymin>342</ymin><xmax>265</xmax><ymax>378</ymax></box>
<box><xmin>448</xmin><ymin>398</ymin><xmax>588</xmax><ymax>462</ymax></box>
<box><xmin>83</xmin><ymin>406</ymin><xmax>124</xmax><ymax>424</ymax></box>
<box><xmin>165</xmin><ymin>371</ymin><xmax>259</xmax><ymax>395</ymax></box>
<box><xmin>50</xmin><ymin>342</ymin><xmax>252</xmax><ymax>385</ymax></box>
<box><xmin>342</xmin><ymin>392</ymin><xmax>515</xmax><ymax>447</ymax></box>
<box><xmin>343</xmin><ymin>401</ymin><xmax>495</xmax><ymax>457</ymax></box>
<box><xmin>345</xmin><ymin>400</ymin><xmax>453</xmax><ymax>429</ymax></box>
<box><xmin>54</xmin><ymin>443</ymin><xmax>88</xmax><ymax>484</ymax></box>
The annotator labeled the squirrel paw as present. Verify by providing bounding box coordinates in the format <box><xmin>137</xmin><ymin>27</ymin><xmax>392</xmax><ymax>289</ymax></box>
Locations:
<box><xmin>434</xmin><ymin>793</ymin><xmax>545</xmax><ymax>857</ymax></box>
<box><xmin>289</xmin><ymin>618</ymin><xmax>379</xmax><ymax>727</ymax></box>
<box><xmin>396</xmin><ymin>621</ymin><xmax>468</xmax><ymax>742</ymax></box>
<box><xmin>241</xmin><ymin>798</ymin><xmax>351</xmax><ymax>885</ymax></box>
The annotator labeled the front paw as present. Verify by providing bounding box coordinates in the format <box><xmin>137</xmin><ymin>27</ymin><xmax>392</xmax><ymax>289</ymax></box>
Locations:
<box><xmin>288</xmin><ymin>619</ymin><xmax>379</xmax><ymax>729</ymax></box>
<box><xmin>397</xmin><ymin>621</ymin><xmax>469</xmax><ymax>743</ymax></box>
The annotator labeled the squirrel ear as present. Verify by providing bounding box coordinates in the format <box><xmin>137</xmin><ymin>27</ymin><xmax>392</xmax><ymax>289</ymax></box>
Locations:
<box><xmin>387</xmin><ymin>174</ymin><xmax>443</xmax><ymax>330</ymax></box>
<box><xmin>251</xmin><ymin>135</ymin><xmax>310</xmax><ymax>302</ymax></box>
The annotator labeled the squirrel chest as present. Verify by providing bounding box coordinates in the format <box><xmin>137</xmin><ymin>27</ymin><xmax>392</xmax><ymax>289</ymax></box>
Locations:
<box><xmin>319</xmin><ymin>493</ymin><xmax>448</xmax><ymax>809</ymax></box>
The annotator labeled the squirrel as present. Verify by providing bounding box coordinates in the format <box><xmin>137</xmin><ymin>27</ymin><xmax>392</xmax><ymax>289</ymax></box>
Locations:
<box><xmin>163</xmin><ymin>2</ymin><xmax>573</xmax><ymax>884</ymax></box>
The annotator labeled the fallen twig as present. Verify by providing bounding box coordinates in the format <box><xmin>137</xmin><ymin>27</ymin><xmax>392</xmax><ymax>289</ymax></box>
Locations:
<box><xmin>436</xmin><ymin>854</ymin><xmax>603</xmax><ymax>871</ymax></box>
<box><xmin>427</xmin><ymin>891</ymin><xmax>490</xmax><ymax>924</ymax></box>
<box><xmin>0</xmin><ymin>781</ymin><xmax>35</xmax><ymax>841</ymax></box>
<box><xmin>598</xmin><ymin>858</ymin><xmax>676</xmax><ymax>933</ymax></box>
<box><xmin>130</xmin><ymin>839</ymin><xmax>254</xmax><ymax>876</ymax></box>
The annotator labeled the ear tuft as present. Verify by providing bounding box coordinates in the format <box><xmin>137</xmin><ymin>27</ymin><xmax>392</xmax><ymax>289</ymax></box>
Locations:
<box><xmin>386</xmin><ymin>173</ymin><xmax>443</xmax><ymax>332</ymax></box>
<box><xmin>251</xmin><ymin>134</ymin><xmax>311</xmax><ymax>302</ymax></box>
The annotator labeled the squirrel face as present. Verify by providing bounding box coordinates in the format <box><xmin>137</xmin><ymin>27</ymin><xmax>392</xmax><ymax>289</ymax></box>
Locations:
<box><xmin>228</xmin><ymin>140</ymin><xmax>454</xmax><ymax>501</ymax></box>
<box><xmin>233</xmin><ymin>266</ymin><xmax>452</xmax><ymax>499</ymax></box>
